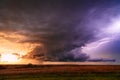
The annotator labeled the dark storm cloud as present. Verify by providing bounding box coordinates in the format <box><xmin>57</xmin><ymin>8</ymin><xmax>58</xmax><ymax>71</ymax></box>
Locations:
<box><xmin>0</xmin><ymin>0</ymin><xmax>120</xmax><ymax>61</ymax></box>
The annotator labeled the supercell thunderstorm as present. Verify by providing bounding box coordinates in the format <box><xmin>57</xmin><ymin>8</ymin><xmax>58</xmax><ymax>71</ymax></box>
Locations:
<box><xmin>0</xmin><ymin>0</ymin><xmax>120</xmax><ymax>63</ymax></box>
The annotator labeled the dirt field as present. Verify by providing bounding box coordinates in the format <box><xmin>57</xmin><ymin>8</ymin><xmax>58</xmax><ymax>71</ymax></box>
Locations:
<box><xmin>0</xmin><ymin>65</ymin><xmax>120</xmax><ymax>80</ymax></box>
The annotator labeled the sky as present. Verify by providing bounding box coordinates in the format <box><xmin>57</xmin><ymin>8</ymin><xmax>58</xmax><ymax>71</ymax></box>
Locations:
<box><xmin>0</xmin><ymin>0</ymin><xmax>120</xmax><ymax>64</ymax></box>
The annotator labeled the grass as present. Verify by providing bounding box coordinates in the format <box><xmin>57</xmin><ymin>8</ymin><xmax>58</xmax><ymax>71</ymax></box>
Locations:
<box><xmin>0</xmin><ymin>65</ymin><xmax>120</xmax><ymax>80</ymax></box>
<box><xmin>0</xmin><ymin>72</ymin><xmax>120</xmax><ymax>80</ymax></box>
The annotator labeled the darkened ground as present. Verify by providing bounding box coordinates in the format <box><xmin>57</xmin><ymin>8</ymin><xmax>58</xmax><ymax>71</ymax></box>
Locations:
<box><xmin>0</xmin><ymin>65</ymin><xmax>120</xmax><ymax>80</ymax></box>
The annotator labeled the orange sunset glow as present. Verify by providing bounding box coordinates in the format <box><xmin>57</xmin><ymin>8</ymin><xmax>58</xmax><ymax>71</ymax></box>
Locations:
<box><xmin>0</xmin><ymin>53</ymin><xmax>20</xmax><ymax>62</ymax></box>
<box><xmin>0</xmin><ymin>32</ymin><xmax>40</xmax><ymax>64</ymax></box>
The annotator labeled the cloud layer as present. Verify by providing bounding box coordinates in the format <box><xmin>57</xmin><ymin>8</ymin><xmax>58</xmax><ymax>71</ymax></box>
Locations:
<box><xmin>0</xmin><ymin>0</ymin><xmax>120</xmax><ymax>62</ymax></box>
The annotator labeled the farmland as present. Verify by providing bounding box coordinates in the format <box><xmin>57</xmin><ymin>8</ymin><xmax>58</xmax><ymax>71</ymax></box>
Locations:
<box><xmin>0</xmin><ymin>65</ymin><xmax>120</xmax><ymax>80</ymax></box>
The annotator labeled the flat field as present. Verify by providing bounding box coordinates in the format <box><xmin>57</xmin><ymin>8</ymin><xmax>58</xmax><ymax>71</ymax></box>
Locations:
<box><xmin>0</xmin><ymin>65</ymin><xmax>120</xmax><ymax>80</ymax></box>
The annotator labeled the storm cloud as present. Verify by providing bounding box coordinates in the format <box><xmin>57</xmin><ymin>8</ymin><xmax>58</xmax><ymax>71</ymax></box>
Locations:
<box><xmin>0</xmin><ymin>0</ymin><xmax>120</xmax><ymax>62</ymax></box>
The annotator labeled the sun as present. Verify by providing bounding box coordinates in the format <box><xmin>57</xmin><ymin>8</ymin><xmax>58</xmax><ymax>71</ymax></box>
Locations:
<box><xmin>0</xmin><ymin>53</ymin><xmax>20</xmax><ymax>62</ymax></box>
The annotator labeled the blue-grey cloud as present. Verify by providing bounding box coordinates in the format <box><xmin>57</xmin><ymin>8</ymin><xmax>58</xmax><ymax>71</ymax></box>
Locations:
<box><xmin>0</xmin><ymin>0</ymin><xmax>120</xmax><ymax>61</ymax></box>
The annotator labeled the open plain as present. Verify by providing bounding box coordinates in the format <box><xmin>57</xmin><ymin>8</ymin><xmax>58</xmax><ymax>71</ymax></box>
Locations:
<box><xmin>0</xmin><ymin>65</ymin><xmax>120</xmax><ymax>80</ymax></box>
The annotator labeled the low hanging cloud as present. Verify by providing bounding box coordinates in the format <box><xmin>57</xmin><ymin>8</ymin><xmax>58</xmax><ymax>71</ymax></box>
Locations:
<box><xmin>0</xmin><ymin>0</ymin><xmax>120</xmax><ymax>61</ymax></box>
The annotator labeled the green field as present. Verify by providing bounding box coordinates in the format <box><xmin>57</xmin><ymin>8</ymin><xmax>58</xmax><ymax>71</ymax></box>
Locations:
<box><xmin>0</xmin><ymin>65</ymin><xmax>120</xmax><ymax>80</ymax></box>
<box><xmin>1</xmin><ymin>73</ymin><xmax>120</xmax><ymax>80</ymax></box>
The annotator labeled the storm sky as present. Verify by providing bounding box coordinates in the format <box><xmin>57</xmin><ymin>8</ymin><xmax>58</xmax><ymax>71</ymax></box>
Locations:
<box><xmin>0</xmin><ymin>0</ymin><xmax>120</xmax><ymax>63</ymax></box>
